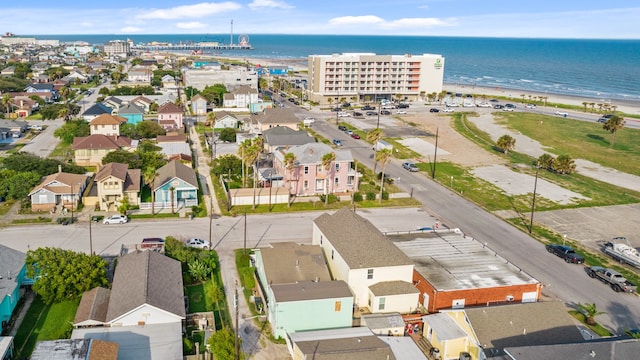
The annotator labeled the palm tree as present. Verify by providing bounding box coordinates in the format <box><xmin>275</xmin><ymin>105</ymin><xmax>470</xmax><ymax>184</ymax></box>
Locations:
<box><xmin>577</xmin><ymin>303</ymin><xmax>606</xmax><ymax>325</ymax></box>
<box><xmin>238</xmin><ymin>139</ymin><xmax>252</xmax><ymax>187</ymax></box>
<box><xmin>327</xmin><ymin>97</ymin><xmax>333</xmax><ymax>107</ymax></box>
<box><xmin>375</xmin><ymin>149</ymin><xmax>392</xmax><ymax>204</ymax></box>
<box><xmin>2</xmin><ymin>94</ymin><xmax>12</xmax><ymax>118</ymax></box>
<box><xmin>248</xmin><ymin>138</ymin><xmax>263</xmax><ymax>209</ymax></box>
<box><xmin>582</xmin><ymin>102</ymin><xmax>589</xmax><ymax>112</ymax></box>
<box><xmin>536</xmin><ymin>153</ymin><xmax>555</xmax><ymax>170</ymax></box>
<box><xmin>143</xmin><ymin>168</ymin><xmax>158</xmax><ymax>215</ymax></box>
<box><xmin>602</xmin><ymin>115</ymin><xmax>626</xmax><ymax>146</ymax></box>
<box><xmin>496</xmin><ymin>134</ymin><xmax>516</xmax><ymax>154</ymax></box>
<box><xmin>321</xmin><ymin>152</ymin><xmax>336</xmax><ymax>206</ymax></box>
<box><xmin>284</xmin><ymin>152</ymin><xmax>297</xmax><ymax>207</ymax></box>
<box><xmin>169</xmin><ymin>186</ymin><xmax>176</xmax><ymax>213</ymax></box>
<box><xmin>366</xmin><ymin>128</ymin><xmax>384</xmax><ymax>173</ymax></box>
<box><xmin>552</xmin><ymin>154</ymin><xmax>576</xmax><ymax>174</ymax></box>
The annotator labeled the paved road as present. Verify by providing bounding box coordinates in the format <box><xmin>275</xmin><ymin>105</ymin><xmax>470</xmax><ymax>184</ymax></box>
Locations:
<box><xmin>20</xmin><ymin>119</ymin><xmax>64</xmax><ymax>158</ymax></box>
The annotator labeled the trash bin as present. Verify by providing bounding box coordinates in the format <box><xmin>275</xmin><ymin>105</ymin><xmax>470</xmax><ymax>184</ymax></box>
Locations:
<box><xmin>430</xmin><ymin>348</ymin><xmax>441</xmax><ymax>359</ymax></box>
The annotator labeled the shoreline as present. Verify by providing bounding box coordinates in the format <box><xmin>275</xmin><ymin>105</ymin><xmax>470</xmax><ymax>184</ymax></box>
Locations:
<box><xmin>185</xmin><ymin>53</ymin><xmax>640</xmax><ymax>115</ymax></box>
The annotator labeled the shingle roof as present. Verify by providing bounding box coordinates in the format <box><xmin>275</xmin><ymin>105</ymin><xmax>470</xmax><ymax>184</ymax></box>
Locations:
<box><xmin>313</xmin><ymin>208</ymin><xmax>414</xmax><ymax>269</ymax></box>
<box><xmin>106</xmin><ymin>251</ymin><xmax>185</xmax><ymax>322</ymax></box>
<box><xmin>291</xmin><ymin>327</ymin><xmax>395</xmax><ymax>359</ymax></box>
<box><xmin>263</xmin><ymin>127</ymin><xmax>315</xmax><ymax>148</ymax></box>
<box><xmin>156</xmin><ymin>134</ymin><xmax>187</xmax><ymax>143</ymax></box>
<box><xmin>259</xmin><ymin>242</ymin><xmax>331</xmax><ymax>285</ymax></box>
<box><xmin>74</xmin><ymin>287</ymin><xmax>111</xmax><ymax>325</ymax></box>
<box><xmin>117</xmin><ymin>103</ymin><xmax>144</xmax><ymax>115</ymax></box>
<box><xmin>154</xmin><ymin>160</ymin><xmax>198</xmax><ymax>189</ymax></box>
<box><xmin>72</xmin><ymin>134</ymin><xmax>132</xmax><ymax>150</ymax></box>
<box><xmin>132</xmin><ymin>96</ymin><xmax>153</xmax><ymax>105</ymax></box>
<box><xmin>89</xmin><ymin>114</ymin><xmax>127</xmax><ymax>126</ymax></box>
<box><xmin>82</xmin><ymin>103</ymin><xmax>112</xmax><ymax>116</ymax></box>
<box><xmin>274</xmin><ymin>142</ymin><xmax>353</xmax><ymax>165</ymax></box>
<box><xmin>158</xmin><ymin>102</ymin><xmax>182</xmax><ymax>114</ymax></box>
<box><xmin>0</xmin><ymin>244</ymin><xmax>26</xmax><ymax>301</ymax></box>
<box><xmin>231</xmin><ymin>85</ymin><xmax>257</xmax><ymax>94</ymax></box>
<box><xmin>369</xmin><ymin>280</ymin><xmax>419</xmax><ymax>296</ymax></box>
<box><xmin>28</xmin><ymin>172</ymin><xmax>89</xmax><ymax>196</ymax></box>
<box><xmin>252</xmin><ymin>107</ymin><xmax>299</xmax><ymax>125</ymax></box>
<box><xmin>123</xmin><ymin>169</ymin><xmax>141</xmax><ymax>193</ymax></box>
<box><xmin>96</xmin><ymin>162</ymin><xmax>128</xmax><ymax>182</ymax></box>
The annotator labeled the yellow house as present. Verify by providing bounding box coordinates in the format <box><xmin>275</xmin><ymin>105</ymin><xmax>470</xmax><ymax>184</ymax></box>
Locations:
<box><xmin>422</xmin><ymin>311</ymin><xmax>483</xmax><ymax>360</ymax></box>
<box><xmin>72</xmin><ymin>134</ymin><xmax>135</xmax><ymax>167</ymax></box>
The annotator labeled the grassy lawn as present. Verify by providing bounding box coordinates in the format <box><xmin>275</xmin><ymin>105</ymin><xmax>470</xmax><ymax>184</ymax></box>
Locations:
<box><xmin>14</xmin><ymin>297</ymin><xmax>79</xmax><ymax>359</ymax></box>
<box><xmin>48</xmin><ymin>142</ymin><xmax>73</xmax><ymax>161</ymax></box>
<box><xmin>0</xmin><ymin>199</ymin><xmax>16</xmax><ymax>216</ymax></box>
<box><xmin>568</xmin><ymin>310</ymin><xmax>612</xmax><ymax>337</ymax></box>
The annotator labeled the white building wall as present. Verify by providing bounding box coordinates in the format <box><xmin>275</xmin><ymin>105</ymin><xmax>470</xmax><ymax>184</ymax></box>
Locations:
<box><xmin>348</xmin><ymin>265</ymin><xmax>414</xmax><ymax>308</ymax></box>
<box><xmin>109</xmin><ymin>304</ymin><xmax>182</xmax><ymax>327</ymax></box>
<box><xmin>369</xmin><ymin>292</ymin><xmax>419</xmax><ymax>314</ymax></box>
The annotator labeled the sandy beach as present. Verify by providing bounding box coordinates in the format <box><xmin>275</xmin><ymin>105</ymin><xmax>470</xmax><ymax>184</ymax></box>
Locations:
<box><xmin>197</xmin><ymin>54</ymin><xmax>640</xmax><ymax>115</ymax></box>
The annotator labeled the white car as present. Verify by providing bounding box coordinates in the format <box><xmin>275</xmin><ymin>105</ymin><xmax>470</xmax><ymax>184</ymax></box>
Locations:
<box><xmin>525</xmin><ymin>104</ymin><xmax>537</xmax><ymax>109</ymax></box>
<box><xmin>442</xmin><ymin>108</ymin><xmax>454</xmax><ymax>113</ymax></box>
<box><xmin>337</xmin><ymin>112</ymin><xmax>351</xmax><ymax>117</ymax></box>
<box><xmin>502</xmin><ymin>107</ymin><xmax>515</xmax><ymax>112</ymax></box>
<box><xmin>186</xmin><ymin>238</ymin><xmax>210</xmax><ymax>249</ymax></box>
<box><xmin>555</xmin><ymin>111</ymin><xmax>569</xmax><ymax>117</ymax></box>
<box><xmin>29</xmin><ymin>124</ymin><xmax>43</xmax><ymax>131</ymax></box>
<box><xmin>477</xmin><ymin>102</ymin><xmax>492</xmax><ymax>108</ymax></box>
<box><xmin>396</xmin><ymin>110</ymin><xmax>407</xmax><ymax>114</ymax></box>
<box><xmin>103</xmin><ymin>214</ymin><xmax>128</xmax><ymax>224</ymax></box>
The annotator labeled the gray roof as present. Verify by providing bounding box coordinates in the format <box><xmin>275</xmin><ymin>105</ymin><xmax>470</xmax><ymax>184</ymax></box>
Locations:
<box><xmin>258</xmin><ymin>242</ymin><xmax>331</xmax><ymax>284</ymax></box>
<box><xmin>117</xmin><ymin>102</ymin><xmax>145</xmax><ymax>115</ymax></box>
<box><xmin>290</xmin><ymin>327</ymin><xmax>395</xmax><ymax>360</ymax></box>
<box><xmin>0</xmin><ymin>245</ymin><xmax>26</xmax><ymax>301</ymax></box>
<box><xmin>253</xmin><ymin>107</ymin><xmax>299</xmax><ymax>125</ymax></box>
<box><xmin>422</xmin><ymin>312</ymin><xmax>468</xmax><ymax>341</ymax></box>
<box><xmin>465</xmin><ymin>301</ymin><xmax>584</xmax><ymax>357</ymax></box>
<box><xmin>263</xmin><ymin>126</ymin><xmax>315</xmax><ymax>148</ymax></box>
<box><xmin>30</xmin><ymin>339</ymin><xmax>118</xmax><ymax>360</ymax></box>
<box><xmin>313</xmin><ymin>208</ymin><xmax>414</xmax><ymax>269</ymax></box>
<box><xmin>377</xmin><ymin>336</ymin><xmax>427</xmax><ymax>360</ymax></box>
<box><xmin>271</xmin><ymin>280</ymin><xmax>353</xmax><ymax>302</ymax></box>
<box><xmin>504</xmin><ymin>339</ymin><xmax>640</xmax><ymax>360</ymax></box>
<box><xmin>154</xmin><ymin>159</ymin><xmax>198</xmax><ymax>189</ymax></box>
<box><xmin>361</xmin><ymin>313</ymin><xmax>405</xmax><ymax>331</ymax></box>
<box><xmin>276</xmin><ymin>142</ymin><xmax>353</xmax><ymax>165</ymax></box>
<box><xmin>369</xmin><ymin>280</ymin><xmax>419</xmax><ymax>296</ymax></box>
<box><xmin>106</xmin><ymin>251</ymin><xmax>185</xmax><ymax>322</ymax></box>
<box><xmin>82</xmin><ymin>103</ymin><xmax>112</xmax><ymax>116</ymax></box>
<box><xmin>391</xmin><ymin>231</ymin><xmax>539</xmax><ymax>291</ymax></box>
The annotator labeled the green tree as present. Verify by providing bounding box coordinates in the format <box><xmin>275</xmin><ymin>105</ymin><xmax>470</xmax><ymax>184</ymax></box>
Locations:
<box><xmin>208</xmin><ymin>327</ymin><xmax>242</xmax><ymax>360</ymax></box>
<box><xmin>366</xmin><ymin>128</ymin><xmax>384</xmax><ymax>173</ymax></box>
<box><xmin>188</xmin><ymin>259</ymin><xmax>211</xmax><ymax>283</ymax></box>
<box><xmin>496</xmin><ymin>134</ymin><xmax>516</xmax><ymax>154</ymax></box>
<box><xmin>321</xmin><ymin>152</ymin><xmax>336</xmax><ymax>206</ymax></box>
<box><xmin>136</xmin><ymin>120</ymin><xmax>167</xmax><ymax>139</ymax></box>
<box><xmin>577</xmin><ymin>303</ymin><xmax>606</xmax><ymax>326</ymax></box>
<box><xmin>0</xmin><ymin>169</ymin><xmax>41</xmax><ymax>200</ymax></box>
<box><xmin>98</xmin><ymin>87</ymin><xmax>110</xmax><ymax>96</ymax></box>
<box><xmin>200</xmin><ymin>84</ymin><xmax>228</xmax><ymax>106</ymax></box>
<box><xmin>284</xmin><ymin>152</ymin><xmax>297</xmax><ymax>206</ymax></box>
<box><xmin>211</xmin><ymin>155</ymin><xmax>242</xmax><ymax>177</ymax></box>
<box><xmin>169</xmin><ymin>186</ymin><xmax>176</xmax><ymax>213</ymax></box>
<box><xmin>219</xmin><ymin>127</ymin><xmax>237</xmax><ymax>142</ymax></box>
<box><xmin>552</xmin><ymin>154</ymin><xmax>576</xmax><ymax>175</ymax></box>
<box><xmin>2</xmin><ymin>93</ymin><xmax>12</xmax><ymax>118</ymax></box>
<box><xmin>54</xmin><ymin>120</ymin><xmax>90</xmax><ymax>144</ymax></box>
<box><xmin>602</xmin><ymin>115</ymin><xmax>626</xmax><ymax>146</ymax></box>
<box><xmin>102</xmin><ymin>150</ymin><xmax>143</xmax><ymax>169</ymax></box>
<box><xmin>2</xmin><ymin>152</ymin><xmax>85</xmax><ymax>176</ymax></box>
<box><xmin>26</xmin><ymin>247</ymin><xmax>108</xmax><ymax>304</ymax></box>
<box><xmin>117</xmin><ymin>194</ymin><xmax>130</xmax><ymax>215</ymax></box>
<box><xmin>137</xmin><ymin>140</ymin><xmax>167</xmax><ymax>171</ymax></box>
<box><xmin>143</xmin><ymin>167</ymin><xmax>158</xmax><ymax>215</ymax></box>
<box><xmin>536</xmin><ymin>153</ymin><xmax>555</xmax><ymax>170</ymax></box>
<box><xmin>375</xmin><ymin>148</ymin><xmax>392</xmax><ymax>204</ymax></box>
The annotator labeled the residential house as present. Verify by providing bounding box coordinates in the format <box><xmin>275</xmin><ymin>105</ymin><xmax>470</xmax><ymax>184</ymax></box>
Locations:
<box><xmin>116</xmin><ymin>103</ymin><xmax>144</xmax><ymax>125</ymax></box>
<box><xmin>82</xmin><ymin>103</ymin><xmax>113</xmax><ymax>122</ymax></box>
<box><xmin>503</xmin><ymin>339</ymin><xmax>640</xmax><ymax>360</ymax></box>
<box><xmin>131</xmin><ymin>96</ymin><xmax>153</xmax><ymax>113</ymax></box>
<box><xmin>102</xmin><ymin>96</ymin><xmax>123</xmax><ymax>111</ymax></box>
<box><xmin>190</xmin><ymin>94</ymin><xmax>207</xmax><ymax>115</ymax></box>
<box><xmin>312</xmin><ymin>208</ymin><xmax>419</xmax><ymax>313</ymax></box>
<box><xmin>391</xmin><ymin>230</ymin><xmax>541</xmax><ymax>313</ymax></box>
<box><xmin>11</xmin><ymin>97</ymin><xmax>39</xmax><ymax>117</ymax></box>
<box><xmin>223</xmin><ymin>85</ymin><xmax>259</xmax><ymax>108</ymax></box>
<box><xmin>0</xmin><ymin>245</ymin><xmax>30</xmax><ymax>333</ymax></box>
<box><xmin>360</xmin><ymin>313</ymin><xmax>406</xmax><ymax>336</ymax></box>
<box><xmin>153</xmin><ymin>160</ymin><xmax>198</xmax><ymax>210</ymax></box>
<box><xmin>212</xmin><ymin>111</ymin><xmax>239</xmax><ymax>129</ymax></box>
<box><xmin>288</xmin><ymin>327</ymin><xmax>398</xmax><ymax>360</ymax></box>
<box><xmin>72</xmin><ymin>251</ymin><xmax>185</xmax><ymax>360</ymax></box>
<box><xmin>249</xmin><ymin>107</ymin><xmax>300</xmax><ymax>134</ymax></box>
<box><xmin>253</xmin><ymin>242</ymin><xmax>352</xmax><ymax>339</ymax></box>
<box><xmin>157</xmin><ymin>102</ymin><xmax>183</xmax><ymax>129</ymax></box>
<box><xmin>161</xmin><ymin>74</ymin><xmax>178</xmax><ymax>92</ymax></box>
<box><xmin>28</xmin><ymin>170</ymin><xmax>89</xmax><ymax>212</ymax></box>
<box><xmin>422</xmin><ymin>312</ymin><xmax>482</xmax><ymax>360</ymax></box>
<box><xmin>94</xmin><ymin>162</ymin><xmax>141</xmax><ymax>211</ymax></box>
<box><xmin>272</xmin><ymin>143</ymin><xmax>357</xmax><ymax>196</ymax></box>
<box><xmin>25</xmin><ymin>83</ymin><xmax>55</xmax><ymax>96</ymax></box>
<box><xmin>89</xmin><ymin>114</ymin><xmax>127</xmax><ymax>136</ymax></box>
<box><xmin>156</xmin><ymin>135</ymin><xmax>192</xmax><ymax>162</ymax></box>
<box><xmin>126</xmin><ymin>66</ymin><xmax>151</xmax><ymax>83</ymax></box>
<box><xmin>31</xmin><ymin>339</ymin><xmax>118</xmax><ymax>360</ymax></box>
<box><xmin>72</xmin><ymin>134</ymin><xmax>135</xmax><ymax>166</ymax></box>
<box><xmin>0</xmin><ymin>119</ymin><xmax>28</xmax><ymax>133</ymax></box>
<box><xmin>262</xmin><ymin>126</ymin><xmax>315</xmax><ymax>153</ymax></box>
<box><xmin>0</xmin><ymin>65</ymin><xmax>15</xmax><ymax>77</ymax></box>
<box><xmin>64</xmin><ymin>70</ymin><xmax>89</xmax><ymax>83</ymax></box>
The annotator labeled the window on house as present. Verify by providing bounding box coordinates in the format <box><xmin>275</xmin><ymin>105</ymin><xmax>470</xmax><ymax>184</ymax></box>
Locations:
<box><xmin>315</xmin><ymin>179</ymin><xmax>323</xmax><ymax>191</ymax></box>
<box><xmin>331</xmin><ymin>249</ymin><xmax>334</xmax><ymax>260</ymax></box>
<box><xmin>347</xmin><ymin>176</ymin><xmax>354</xmax><ymax>186</ymax></box>
<box><xmin>303</xmin><ymin>180</ymin><xmax>308</xmax><ymax>189</ymax></box>
<box><xmin>334</xmin><ymin>177</ymin><xmax>339</xmax><ymax>186</ymax></box>
<box><xmin>94</xmin><ymin>125</ymin><xmax>98</xmax><ymax>131</ymax></box>
<box><xmin>335</xmin><ymin>163</ymin><xmax>340</xmax><ymax>171</ymax></box>
<box><xmin>335</xmin><ymin>301</ymin><xmax>341</xmax><ymax>312</ymax></box>
<box><xmin>367</xmin><ymin>269</ymin><xmax>374</xmax><ymax>279</ymax></box>
<box><xmin>317</xmin><ymin>165</ymin><xmax>322</xmax><ymax>173</ymax></box>
<box><xmin>378</xmin><ymin>297</ymin><xmax>386</xmax><ymax>311</ymax></box>
<box><xmin>112</xmin><ymin>125</ymin><xmax>116</xmax><ymax>130</ymax></box>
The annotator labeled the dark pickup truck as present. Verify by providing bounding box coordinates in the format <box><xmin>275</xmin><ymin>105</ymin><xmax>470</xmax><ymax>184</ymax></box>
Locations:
<box><xmin>545</xmin><ymin>244</ymin><xmax>585</xmax><ymax>264</ymax></box>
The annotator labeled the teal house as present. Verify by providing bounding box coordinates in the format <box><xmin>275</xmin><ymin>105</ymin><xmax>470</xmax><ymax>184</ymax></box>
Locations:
<box><xmin>117</xmin><ymin>103</ymin><xmax>145</xmax><ymax>125</ymax></box>
<box><xmin>253</xmin><ymin>242</ymin><xmax>354</xmax><ymax>339</ymax></box>
<box><xmin>0</xmin><ymin>245</ymin><xmax>33</xmax><ymax>334</ymax></box>
<box><xmin>153</xmin><ymin>160</ymin><xmax>199</xmax><ymax>210</ymax></box>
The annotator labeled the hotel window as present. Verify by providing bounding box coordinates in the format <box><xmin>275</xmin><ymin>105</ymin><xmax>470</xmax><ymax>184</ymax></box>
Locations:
<box><xmin>378</xmin><ymin>297</ymin><xmax>386</xmax><ymax>310</ymax></box>
<box><xmin>367</xmin><ymin>269</ymin><xmax>374</xmax><ymax>279</ymax></box>
<box><xmin>304</xmin><ymin>166</ymin><xmax>309</xmax><ymax>174</ymax></box>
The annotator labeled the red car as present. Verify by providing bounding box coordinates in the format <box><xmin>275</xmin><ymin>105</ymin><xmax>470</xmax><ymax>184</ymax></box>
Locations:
<box><xmin>350</xmin><ymin>133</ymin><xmax>360</xmax><ymax>139</ymax></box>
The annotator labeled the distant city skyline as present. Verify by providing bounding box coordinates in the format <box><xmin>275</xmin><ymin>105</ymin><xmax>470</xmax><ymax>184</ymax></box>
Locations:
<box><xmin>1</xmin><ymin>1</ymin><xmax>639</xmax><ymax>39</ymax></box>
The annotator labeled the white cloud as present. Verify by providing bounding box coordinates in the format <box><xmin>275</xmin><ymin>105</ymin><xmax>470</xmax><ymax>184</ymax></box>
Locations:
<box><xmin>176</xmin><ymin>22</ymin><xmax>208</xmax><ymax>29</ymax></box>
<box><xmin>120</xmin><ymin>26</ymin><xmax>143</xmax><ymax>33</ymax></box>
<box><xmin>79</xmin><ymin>22</ymin><xmax>93</xmax><ymax>28</ymax></box>
<box><xmin>329</xmin><ymin>15</ymin><xmax>384</xmax><ymax>26</ymax></box>
<box><xmin>248</xmin><ymin>0</ymin><xmax>293</xmax><ymax>10</ymax></box>
<box><xmin>382</xmin><ymin>17</ymin><xmax>456</xmax><ymax>29</ymax></box>
<box><xmin>137</xmin><ymin>2</ymin><xmax>241</xmax><ymax>20</ymax></box>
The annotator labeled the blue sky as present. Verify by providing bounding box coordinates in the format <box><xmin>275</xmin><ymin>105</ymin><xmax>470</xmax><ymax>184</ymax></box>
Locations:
<box><xmin>2</xmin><ymin>1</ymin><xmax>639</xmax><ymax>38</ymax></box>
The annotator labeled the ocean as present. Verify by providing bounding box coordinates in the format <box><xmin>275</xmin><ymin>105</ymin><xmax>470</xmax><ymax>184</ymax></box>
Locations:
<box><xmin>31</xmin><ymin>34</ymin><xmax>640</xmax><ymax>102</ymax></box>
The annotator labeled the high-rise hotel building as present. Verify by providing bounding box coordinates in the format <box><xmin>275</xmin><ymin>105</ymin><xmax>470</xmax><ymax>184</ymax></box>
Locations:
<box><xmin>307</xmin><ymin>53</ymin><xmax>444</xmax><ymax>104</ymax></box>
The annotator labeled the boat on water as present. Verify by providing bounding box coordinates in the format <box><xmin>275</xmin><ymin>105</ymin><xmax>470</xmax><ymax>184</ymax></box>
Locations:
<box><xmin>603</xmin><ymin>237</ymin><xmax>640</xmax><ymax>268</ymax></box>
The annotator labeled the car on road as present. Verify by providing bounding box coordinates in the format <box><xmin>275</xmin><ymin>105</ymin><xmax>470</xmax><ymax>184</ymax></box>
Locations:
<box><xmin>186</xmin><ymin>238</ymin><xmax>210</xmax><ymax>249</ymax></box>
<box><xmin>598</xmin><ymin>114</ymin><xmax>614</xmax><ymax>123</ymax></box>
<box><xmin>366</xmin><ymin>111</ymin><xmax>377</xmax><ymax>116</ymax></box>
<box><xmin>493</xmin><ymin>104</ymin><xmax>504</xmax><ymax>109</ymax></box>
<box><xmin>350</xmin><ymin>133</ymin><xmax>360</xmax><ymax>139</ymax></box>
<box><xmin>402</xmin><ymin>162</ymin><xmax>419</xmax><ymax>172</ymax></box>
<box><xmin>545</xmin><ymin>244</ymin><xmax>585</xmax><ymax>264</ymax></box>
<box><xmin>331</xmin><ymin>107</ymin><xmax>341</xmax><ymax>112</ymax></box>
<box><xmin>429</xmin><ymin>108</ymin><xmax>440</xmax><ymax>113</ymax></box>
<box><xmin>103</xmin><ymin>214</ymin><xmax>128</xmax><ymax>224</ymax></box>
<box><xmin>477</xmin><ymin>102</ymin><xmax>492</xmax><ymax>108</ymax></box>
<box><xmin>525</xmin><ymin>104</ymin><xmax>537</xmax><ymax>109</ymax></box>
<box><xmin>342</xmin><ymin>102</ymin><xmax>351</xmax><ymax>108</ymax></box>
<box><xmin>332</xmin><ymin>139</ymin><xmax>343</xmax><ymax>146</ymax></box>
<box><xmin>489</xmin><ymin>99</ymin><xmax>499</xmax><ymax>102</ymax></box>
<box><xmin>380</xmin><ymin>110</ymin><xmax>391</xmax><ymax>115</ymax></box>
<box><xmin>338</xmin><ymin>112</ymin><xmax>351</xmax><ymax>117</ymax></box>
<box><xmin>396</xmin><ymin>110</ymin><xmax>407</xmax><ymax>114</ymax></box>
<box><xmin>338</xmin><ymin>125</ymin><xmax>347</xmax><ymax>131</ymax></box>
<box><xmin>442</xmin><ymin>108</ymin><xmax>454</xmax><ymax>113</ymax></box>
<box><xmin>29</xmin><ymin>124</ymin><xmax>43</xmax><ymax>131</ymax></box>
<box><xmin>361</xmin><ymin>105</ymin><xmax>375</xmax><ymax>110</ymax></box>
<box><xmin>504</xmin><ymin>104</ymin><xmax>516</xmax><ymax>109</ymax></box>
<box><xmin>502</xmin><ymin>107</ymin><xmax>515</xmax><ymax>112</ymax></box>
<box><xmin>353</xmin><ymin>111</ymin><xmax>363</xmax><ymax>117</ymax></box>
<box><xmin>555</xmin><ymin>110</ymin><xmax>569</xmax><ymax>117</ymax></box>
<box><xmin>397</xmin><ymin>103</ymin><xmax>410</xmax><ymax>108</ymax></box>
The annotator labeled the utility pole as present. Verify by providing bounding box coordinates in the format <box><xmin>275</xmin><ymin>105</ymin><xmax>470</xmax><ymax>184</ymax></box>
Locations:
<box><xmin>243</xmin><ymin>212</ymin><xmax>247</xmax><ymax>254</ymax></box>
<box><xmin>529</xmin><ymin>166</ymin><xmax>540</xmax><ymax>233</ymax></box>
<box><xmin>234</xmin><ymin>280</ymin><xmax>239</xmax><ymax>360</ymax></box>
<box><xmin>431</xmin><ymin>128</ymin><xmax>439</xmax><ymax>179</ymax></box>
<box><xmin>89</xmin><ymin>213</ymin><xmax>93</xmax><ymax>255</ymax></box>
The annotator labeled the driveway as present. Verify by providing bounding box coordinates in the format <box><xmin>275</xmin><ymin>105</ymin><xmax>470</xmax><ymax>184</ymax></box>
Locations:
<box><xmin>20</xmin><ymin>119</ymin><xmax>64</xmax><ymax>158</ymax></box>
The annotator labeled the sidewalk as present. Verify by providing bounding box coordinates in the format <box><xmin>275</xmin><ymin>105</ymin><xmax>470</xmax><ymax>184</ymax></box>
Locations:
<box><xmin>189</xmin><ymin>125</ymin><xmax>222</xmax><ymax>216</ymax></box>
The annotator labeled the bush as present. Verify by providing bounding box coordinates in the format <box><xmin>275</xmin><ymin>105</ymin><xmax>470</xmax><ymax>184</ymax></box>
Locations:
<box><xmin>366</xmin><ymin>192</ymin><xmax>377</xmax><ymax>201</ymax></box>
<box><xmin>319</xmin><ymin>194</ymin><xmax>339</xmax><ymax>204</ymax></box>
<box><xmin>381</xmin><ymin>191</ymin><xmax>389</xmax><ymax>200</ymax></box>
<box><xmin>183</xmin><ymin>337</ymin><xmax>194</xmax><ymax>355</ymax></box>
<box><xmin>352</xmin><ymin>192</ymin><xmax>363</xmax><ymax>202</ymax></box>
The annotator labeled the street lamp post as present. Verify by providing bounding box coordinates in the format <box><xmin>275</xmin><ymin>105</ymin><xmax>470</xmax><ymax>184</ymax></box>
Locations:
<box><xmin>529</xmin><ymin>166</ymin><xmax>540</xmax><ymax>234</ymax></box>
<box><xmin>335</xmin><ymin>96</ymin><xmax>339</xmax><ymax>125</ymax></box>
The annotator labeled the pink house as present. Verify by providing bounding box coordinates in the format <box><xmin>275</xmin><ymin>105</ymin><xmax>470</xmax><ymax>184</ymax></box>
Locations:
<box><xmin>157</xmin><ymin>102</ymin><xmax>183</xmax><ymax>129</ymax></box>
<box><xmin>273</xmin><ymin>143</ymin><xmax>358</xmax><ymax>196</ymax></box>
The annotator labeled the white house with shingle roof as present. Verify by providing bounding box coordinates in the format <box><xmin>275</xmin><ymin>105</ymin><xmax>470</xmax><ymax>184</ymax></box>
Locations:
<box><xmin>250</xmin><ymin>107</ymin><xmax>300</xmax><ymax>134</ymax></box>
<box><xmin>312</xmin><ymin>208</ymin><xmax>418</xmax><ymax>314</ymax></box>
<box><xmin>28</xmin><ymin>170</ymin><xmax>89</xmax><ymax>212</ymax></box>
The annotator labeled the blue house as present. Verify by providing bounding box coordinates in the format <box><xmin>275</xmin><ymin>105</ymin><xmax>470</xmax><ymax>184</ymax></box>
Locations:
<box><xmin>190</xmin><ymin>94</ymin><xmax>207</xmax><ymax>116</ymax></box>
<box><xmin>117</xmin><ymin>103</ymin><xmax>145</xmax><ymax>125</ymax></box>
<box><xmin>153</xmin><ymin>160</ymin><xmax>198</xmax><ymax>210</ymax></box>
<box><xmin>0</xmin><ymin>245</ymin><xmax>32</xmax><ymax>334</ymax></box>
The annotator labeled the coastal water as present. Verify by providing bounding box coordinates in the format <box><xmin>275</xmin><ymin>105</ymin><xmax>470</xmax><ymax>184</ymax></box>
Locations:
<box><xmin>32</xmin><ymin>34</ymin><xmax>640</xmax><ymax>102</ymax></box>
